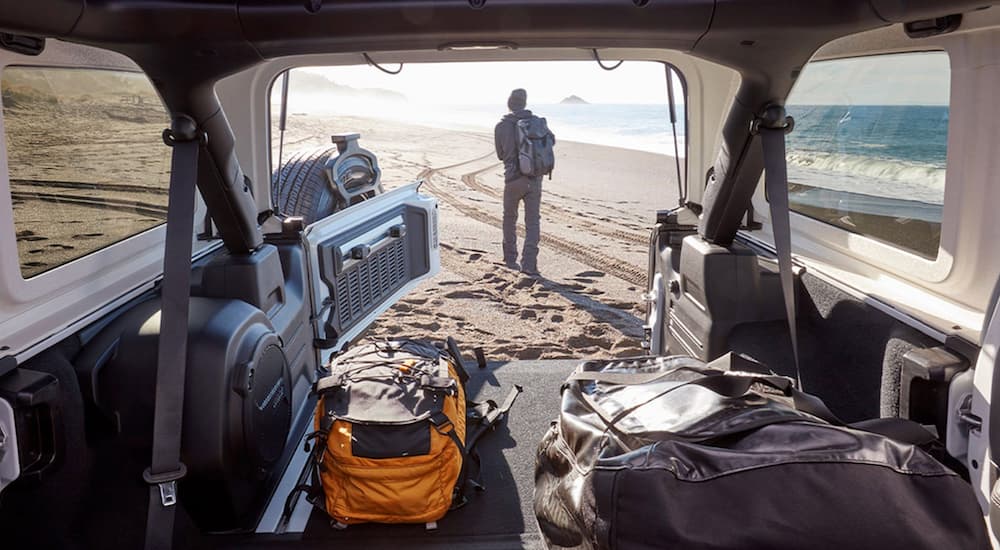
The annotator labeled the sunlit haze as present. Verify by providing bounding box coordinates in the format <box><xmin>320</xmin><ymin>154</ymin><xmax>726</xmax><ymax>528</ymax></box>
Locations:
<box><xmin>299</xmin><ymin>60</ymin><xmax>683</xmax><ymax>106</ymax></box>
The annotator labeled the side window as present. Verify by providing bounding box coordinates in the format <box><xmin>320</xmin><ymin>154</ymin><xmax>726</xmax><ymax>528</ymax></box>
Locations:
<box><xmin>2</xmin><ymin>66</ymin><xmax>172</xmax><ymax>278</ymax></box>
<box><xmin>785</xmin><ymin>52</ymin><xmax>950</xmax><ymax>258</ymax></box>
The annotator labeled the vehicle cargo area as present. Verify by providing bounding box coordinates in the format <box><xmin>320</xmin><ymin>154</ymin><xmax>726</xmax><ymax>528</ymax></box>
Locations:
<box><xmin>2</xmin><ymin>1</ymin><xmax>1000</xmax><ymax>549</ymax></box>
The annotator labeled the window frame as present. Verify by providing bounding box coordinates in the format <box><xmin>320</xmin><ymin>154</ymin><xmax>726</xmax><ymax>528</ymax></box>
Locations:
<box><xmin>750</xmin><ymin>48</ymin><xmax>957</xmax><ymax>285</ymax></box>
<box><xmin>0</xmin><ymin>39</ymin><xmax>218</xmax><ymax>361</ymax></box>
<box><xmin>3</xmin><ymin>64</ymin><xmax>176</xmax><ymax>279</ymax></box>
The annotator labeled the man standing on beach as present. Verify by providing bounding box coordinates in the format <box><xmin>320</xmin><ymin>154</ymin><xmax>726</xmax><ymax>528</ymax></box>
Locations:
<box><xmin>494</xmin><ymin>88</ymin><xmax>555</xmax><ymax>276</ymax></box>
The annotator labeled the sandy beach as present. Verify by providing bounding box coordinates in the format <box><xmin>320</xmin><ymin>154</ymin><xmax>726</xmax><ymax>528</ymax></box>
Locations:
<box><xmin>278</xmin><ymin>113</ymin><xmax>680</xmax><ymax>360</ymax></box>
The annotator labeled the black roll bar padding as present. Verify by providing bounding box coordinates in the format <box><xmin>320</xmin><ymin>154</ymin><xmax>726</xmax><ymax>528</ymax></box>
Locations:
<box><xmin>187</xmin><ymin>93</ymin><xmax>264</xmax><ymax>255</ymax></box>
<box><xmin>697</xmin><ymin>81</ymin><xmax>768</xmax><ymax>247</ymax></box>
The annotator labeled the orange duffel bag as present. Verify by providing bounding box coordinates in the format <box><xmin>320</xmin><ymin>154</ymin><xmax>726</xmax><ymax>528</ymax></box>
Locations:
<box><xmin>292</xmin><ymin>339</ymin><xmax>520</xmax><ymax>529</ymax></box>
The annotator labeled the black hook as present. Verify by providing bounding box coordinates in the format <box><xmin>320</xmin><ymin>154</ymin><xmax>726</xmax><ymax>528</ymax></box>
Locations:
<box><xmin>592</xmin><ymin>49</ymin><xmax>624</xmax><ymax>71</ymax></box>
<box><xmin>363</xmin><ymin>53</ymin><xmax>403</xmax><ymax>75</ymax></box>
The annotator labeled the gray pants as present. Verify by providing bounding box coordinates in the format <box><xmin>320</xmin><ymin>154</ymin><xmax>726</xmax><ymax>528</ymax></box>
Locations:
<box><xmin>502</xmin><ymin>175</ymin><xmax>542</xmax><ymax>272</ymax></box>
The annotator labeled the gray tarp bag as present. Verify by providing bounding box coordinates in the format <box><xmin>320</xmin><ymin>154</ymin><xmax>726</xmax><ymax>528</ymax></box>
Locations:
<box><xmin>516</xmin><ymin>116</ymin><xmax>555</xmax><ymax>178</ymax></box>
<box><xmin>534</xmin><ymin>354</ymin><xmax>990</xmax><ymax>549</ymax></box>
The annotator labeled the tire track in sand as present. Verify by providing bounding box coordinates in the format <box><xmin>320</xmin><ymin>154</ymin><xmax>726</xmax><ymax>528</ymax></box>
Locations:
<box><xmin>455</xmin><ymin>162</ymin><xmax>650</xmax><ymax>246</ymax></box>
<box><xmin>418</xmin><ymin>165</ymin><xmax>648</xmax><ymax>287</ymax></box>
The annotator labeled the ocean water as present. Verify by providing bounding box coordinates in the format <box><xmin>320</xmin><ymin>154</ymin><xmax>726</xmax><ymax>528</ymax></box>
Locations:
<box><xmin>292</xmin><ymin>94</ymin><xmax>685</xmax><ymax>155</ymax></box>
<box><xmin>289</xmin><ymin>94</ymin><xmax>947</xmax><ymax>205</ymax></box>
<box><xmin>785</xmin><ymin>104</ymin><xmax>948</xmax><ymax>205</ymax></box>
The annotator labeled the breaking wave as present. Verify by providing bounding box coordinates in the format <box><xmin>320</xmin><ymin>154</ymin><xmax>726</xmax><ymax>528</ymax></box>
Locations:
<box><xmin>787</xmin><ymin>151</ymin><xmax>945</xmax><ymax>189</ymax></box>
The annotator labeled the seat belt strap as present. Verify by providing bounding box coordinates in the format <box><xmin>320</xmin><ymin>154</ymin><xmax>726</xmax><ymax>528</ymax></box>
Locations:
<box><xmin>756</xmin><ymin>106</ymin><xmax>802</xmax><ymax>389</ymax></box>
<box><xmin>144</xmin><ymin>115</ymin><xmax>203</xmax><ymax>550</ymax></box>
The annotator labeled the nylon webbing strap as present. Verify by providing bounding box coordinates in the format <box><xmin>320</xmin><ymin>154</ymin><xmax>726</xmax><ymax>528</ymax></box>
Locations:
<box><xmin>144</xmin><ymin>116</ymin><xmax>202</xmax><ymax>550</ymax></box>
<box><xmin>758</xmin><ymin>107</ymin><xmax>802</xmax><ymax>389</ymax></box>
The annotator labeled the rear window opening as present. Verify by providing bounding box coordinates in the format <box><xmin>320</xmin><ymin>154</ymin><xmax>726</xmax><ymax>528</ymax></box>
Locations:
<box><xmin>269</xmin><ymin>60</ymin><xmax>686</xmax><ymax>361</ymax></box>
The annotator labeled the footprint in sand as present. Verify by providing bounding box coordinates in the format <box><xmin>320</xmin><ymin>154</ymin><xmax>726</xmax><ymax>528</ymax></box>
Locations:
<box><xmin>519</xmin><ymin>310</ymin><xmax>537</xmax><ymax>320</ymax></box>
<box><xmin>514</xmin><ymin>277</ymin><xmax>536</xmax><ymax>290</ymax></box>
<box><xmin>467</xmin><ymin>253</ymin><xmax>483</xmax><ymax>262</ymax></box>
<box><xmin>21</xmin><ymin>261</ymin><xmax>46</xmax><ymax>268</ymax></box>
<box><xmin>16</xmin><ymin>231</ymin><xmax>47</xmax><ymax>242</ymax></box>
<box><xmin>47</xmin><ymin>244</ymin><xmax>75</xmax><ymax>250</ymax></box>
<box><xmin>443</xmin><ymin>290</ymin><xmax>489</xmax><ymax>300</ymax></box>
<box><xmin>72</xmin><ymin>233</ymin><xmax>104</xmax><ymax>239</ymax></box>
<box><xmin>551</xmin><ymin>314</ymin><xmax>564</xmax><ymax>323</ymax></box>
<box><xmin>575</xmin><ymin>270</ymin><xmax>605</xmax><ymax>278</ymax></box>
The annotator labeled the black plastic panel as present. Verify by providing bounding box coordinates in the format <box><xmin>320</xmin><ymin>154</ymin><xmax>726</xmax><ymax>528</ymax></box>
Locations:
<box><xmin>238</xmin><ymin>0</ymin><xmax>712</xmax><ymax>57</ymax></box>
<box><xmin>667</xmin><ymin>235</ymin><xmax>785</xmax><ymax>360</ymax></box>
<box><xmin>80</xmin><ymin>297</ymin><xmax>291</xmax><ymax>531</ymax></box>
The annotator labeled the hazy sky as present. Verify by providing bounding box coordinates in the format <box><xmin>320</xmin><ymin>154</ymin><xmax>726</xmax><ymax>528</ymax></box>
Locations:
<box><xmin>788</xmin><ymin>51</ymin><xmax>950</xmax><ymax>106</ymax></box>
<box><xmin>301</xmin><ymin>60</ymin><xmax>683</xmax><ymax>105</ymax></box>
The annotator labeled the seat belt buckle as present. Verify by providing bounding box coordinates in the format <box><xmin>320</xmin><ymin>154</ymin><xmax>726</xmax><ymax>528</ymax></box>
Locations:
<box><xmin>143</xmin><ymin>463</ymin><xmax>188</xmax><ymax>507</ymax></box>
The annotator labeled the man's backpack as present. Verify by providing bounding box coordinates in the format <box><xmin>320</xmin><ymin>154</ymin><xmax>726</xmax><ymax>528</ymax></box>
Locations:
<box><xmin>290</xmin><ymin>339</ymin><xmax>521</xmax><ymax>529</ymax></box>
<box><xmin>516</xmin><ymin>116</ymin><xmax>555</xmax><ymax>178</ymax></box>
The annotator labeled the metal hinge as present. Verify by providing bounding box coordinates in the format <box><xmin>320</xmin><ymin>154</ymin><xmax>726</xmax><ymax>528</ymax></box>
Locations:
<box><xmin>957</xmin><ymin>394</ymin><xmax>983</xmax><ymax>433</ymax></box>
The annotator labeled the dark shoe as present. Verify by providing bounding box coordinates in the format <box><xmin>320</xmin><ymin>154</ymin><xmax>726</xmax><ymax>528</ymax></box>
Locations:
<box><xmin>520</xmin><ymin>269</ymin><xmax>540</xmax><ymax>278</ymax></box>
<box><xmin>504</xmin><ymin>261</ymin><xmax>521</xmax><ymax>270</ymax></box>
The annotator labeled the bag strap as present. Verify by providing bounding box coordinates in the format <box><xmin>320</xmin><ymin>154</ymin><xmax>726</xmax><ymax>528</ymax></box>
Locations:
<box><xmin>755</xmin><ymin>105</ymin><xmax>802</xmax><ymax>390</ymax></box>
<box><xmin>445</xmin><ymin>336</ymin><xmax>471</xmax><ymax>385</ymax></box>
<box><xmin>143</xmin><ymin>116</ymin><xmax>203</xmax><ymax>550</ymax></box>
<box><xmin>453</xmin><ymin>385</ymin><xmax>524</xmax><ymax>506</ymax></box>
<box><xmin>572</xmin><ymin>354</ymin><xmax>936</xmax><ymax>448</ymax></box>
<box><xmin>466</xmin><ymin>385</ymin><xmax>523</xmax><ymax>451</ymax></box>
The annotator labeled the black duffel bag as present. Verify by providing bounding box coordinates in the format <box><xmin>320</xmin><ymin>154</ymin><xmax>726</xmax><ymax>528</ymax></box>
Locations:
<box><xmin>534</xmin><ymin>354</ymin><xmax>989</xmax><ymax>549</ymax></box>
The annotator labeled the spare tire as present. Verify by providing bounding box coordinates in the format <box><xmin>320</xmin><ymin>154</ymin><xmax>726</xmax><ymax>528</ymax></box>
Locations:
<box><xmin>271</xmin><ymin>146</ymin><xmax>339</xmax><ymax>225</ymax></box>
